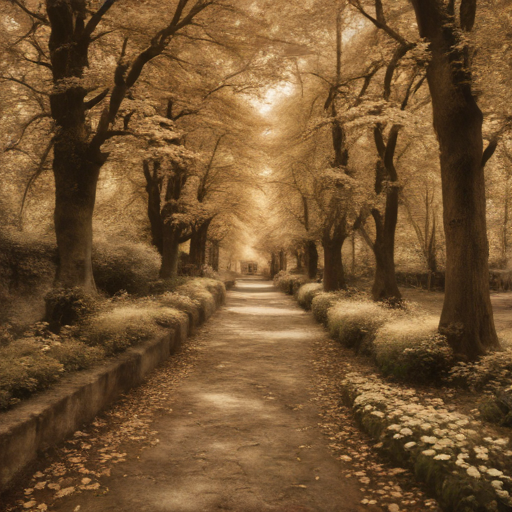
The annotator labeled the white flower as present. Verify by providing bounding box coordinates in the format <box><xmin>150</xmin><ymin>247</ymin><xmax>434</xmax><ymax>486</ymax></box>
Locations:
<box><xmin>400</xmin><ymin>428</ymin><xmax>413</xmax><ymax>436</ymax></box>
<box><xmin>496</xmin><ymin>490</ymin><xmax>510</xmax><ymax>499</ymax></box>
<box><xmin>420</xmin><ymin>423</ymin><xmax>433</xmax><ymax>431</ymax></box>
<box><xmin>393</xmin><ymin>434</ymin><xmax>404</xmax><ymax>440</ymax></box>
<box><xmin>421</xmin><ymin>436</ymin><xmax>437</xmax><ymax>444</ymax></box>
<box><xmin>404</xmin><ymin>442</ymin><xmax>417</xmax><ymax>449</ymax></box>
<box><xmin>434</xmin><ymin>454</ymin><xmax>451</xmax><ymax>461</ymax></box>
<box><xmin>371</xmin><ymin>410</ymin><xmax>385</xmax><ymax>418</ymax></box>
<box><xmin>387</xmin><ymin>424</ymin><xmax>401</xmax><ymax>432</ymax></box>
<box><xmin>492</xmin><ymin>480</ymin><xmax>504</xmax><ymax>490</ymax></box>
<box><xmin>466</xmin><ymin>466</ymin><xmax>481</xmax><ymax>479</ymax></box>
<box><xmin>487</xmin><ymin>468</ymin><xmax>504</xmax><ymax>478</ymax></box>
<box><xmin>422</xmin><ymin>449</ymin><xmax>436</xmax><ymax>457</ymax></box>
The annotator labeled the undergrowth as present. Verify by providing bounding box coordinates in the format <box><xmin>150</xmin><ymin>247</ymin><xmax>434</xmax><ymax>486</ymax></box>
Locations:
<box><xmin>0</xmin><ymin>278</ymin><xmax>225</xmax><ymax>411</ymax></box>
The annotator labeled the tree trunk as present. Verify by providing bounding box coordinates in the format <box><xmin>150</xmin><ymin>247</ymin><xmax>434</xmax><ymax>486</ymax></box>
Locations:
<box><xmin>279</xmin><ymin>250</ymin><xmax>287</xmax><ymax>271</ymax></box>
<box><xmin>304</xmin><ymin>241</ymin><xmax>318</xmax><ymax>280</ymax></box>
<box><xmin>160</xmin><ymin>226</ymin><xmax>181</xmax><ymax>279</ymax></box>
<box><xmin>209</xmin><ymin>241</ymin><xmax>220</xmax><ymax>271</ymax></box>
<box><xmin>270</xmin><ymin>252</ymin><xmax>279</xmax><ymax>278</ymax></box>
<box><xmin>189</xmin><ymin>220</ymin><xmax>212</xmax><ymax>268</ymax></box>
<box><xmin>294</xmin><ymin>249</ymin><xmax>303</xmax><ymax>271</ymax></box>
<box><xmin>322</xmin><ymin>225</ymin><xmax>347</xmax><ymax>292</ymax></box>
<box><xmin>52</xmin><ymin>144</ymin><xmax>101</xmax><ymax>292</ymax></box>
<box><xmin>144</xmin><ymin>160</ymin><xmax>164</xmax><ymax>255</ymax></box>
<box><xmin>371</xmin><ymin>206</ymin><xmax>402</xmax><ymax>304</ymax></box>
<box><xmin>411</xmin><ymin>1</ymin><xmax>499</xmax><ymax>357</ymax></box>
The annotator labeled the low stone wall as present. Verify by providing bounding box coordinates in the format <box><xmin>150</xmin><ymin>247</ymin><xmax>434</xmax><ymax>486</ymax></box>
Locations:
<box><xmin>0</xmin><ymin>287</ymin><xmax>224</xmax><ymax>495</ymax></box>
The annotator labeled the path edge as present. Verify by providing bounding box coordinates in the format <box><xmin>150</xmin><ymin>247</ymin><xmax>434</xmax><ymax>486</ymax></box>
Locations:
<box><xmin>0</xmin><ymin>285</ymin><xmax>226</xmax><ymax>496</ymax></box>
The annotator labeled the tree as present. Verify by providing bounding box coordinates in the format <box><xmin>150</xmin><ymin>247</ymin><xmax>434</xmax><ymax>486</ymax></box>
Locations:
<box><xmin>409</xmin><ymin>0</ymin><xmax>500</xmax><ymax>357</ymax></box>
<box><xmin>8</xmin><ymin>0</ymin><xmax>249</xmax><ymax>291</ymax></box>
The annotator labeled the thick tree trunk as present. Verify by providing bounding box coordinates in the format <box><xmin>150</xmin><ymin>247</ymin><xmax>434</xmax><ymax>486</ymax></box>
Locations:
<box><xmin>53</xmin><ymin>155</ymin><xmax>100</xmax><ymax>292</ymax></box>
<box><xmin>411</xmin><ymin>1</ymin><xmax>499</xmax><ymax>358</ymax></box>
<box><xmin>304</xmin><ymin>241</ymin><xmax>318</xmax><ymax>280</ymax></box>
<box><xmin>322</xmin><ymin>225</ymin><xmax>347</xmax><ymax>292</ymax></box>
<box><xmin>189</xmin><ymin>220</ymin><xmax>212</xmax><ymax>268</ymax></box>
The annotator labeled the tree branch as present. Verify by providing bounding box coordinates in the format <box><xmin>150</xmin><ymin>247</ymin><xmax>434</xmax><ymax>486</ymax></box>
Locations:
<box><xmin>83</xmin><ymin>0</ymin><xmax>117</xmax><ymax>39</ymax></box>
<box><xmin>348</xmin><ymin>0</ymin><xmax>409</xmax><ymax>46</ymax></box>
<box><xmin>11</xmin><ymin>0</ymin><xmax>48</xmax><ymax>25</ymax></box>
<box><xmin>84</xmin><ymin>88</ymin><xmax>109</xmax><ymax>110</ymax></box>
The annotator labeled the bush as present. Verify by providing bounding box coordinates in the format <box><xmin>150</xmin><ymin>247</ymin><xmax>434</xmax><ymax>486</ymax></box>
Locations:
<box><xmin>85</xmin><ymin>301</ymin><xmax>185</xmax><ymax>355</ymax></box>
<box><xmin>92</xmin><ymin>239</ymin><xmax>161</xmax><ymax>296</ymax></box>
<box><xmin>273</xmin><ymin>271</ymin><xmax>309</xmax><ymax>295</ymax></box>
<box><xmin>373</xmin><ymin>316</ymin><xmax>454</xmax><ymax>383</ymax></box>
<box><xmin>0</xmin><ymin>337</ymin><xmax>64</xmax><ymax>409</ymax></box>
<box><xmin>0</xmin><ymin>230</ymin><xmax>56</xmax><ymax>298</ymax></box>
<box><xmin>47</xmin><ymin>339</ymin><xmax>104</xmax><ymax>372</ymax></box>
<box><xmin>327</xmin><ymin>300</ymin><xmax>390</xmax><ymax>354</ymax></box>
<box><xmin>311</xmin><ymin>292</ymin><xmax>345</xmax><ymax>325</ymax></box>
<box><xmin>45</xmin><ymin>288</ymin><xmax>99</xmax><ymax>333</ymax></box>
<box><xmin>297</xmin><ymin>283</ymin><xmax>323</xmax><ymax>310</ymax></box>
<box><xmin>148</xmin><ymin>277</ymin><xmax>188</xmax><ymax>295</ymax></box>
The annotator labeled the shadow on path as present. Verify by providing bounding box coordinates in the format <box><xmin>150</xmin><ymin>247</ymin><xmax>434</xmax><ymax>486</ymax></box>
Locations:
<box><xmin>50</xmin><ymin>278</ymin><xmax>371</xmax><ymax>512</ymax></box>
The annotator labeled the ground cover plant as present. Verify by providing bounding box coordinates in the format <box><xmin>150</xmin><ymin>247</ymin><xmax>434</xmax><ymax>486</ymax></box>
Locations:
<box><xmin>0</xmin><ymin>278</ymin><xmax>225</xmax><ymax>411</ymax></box>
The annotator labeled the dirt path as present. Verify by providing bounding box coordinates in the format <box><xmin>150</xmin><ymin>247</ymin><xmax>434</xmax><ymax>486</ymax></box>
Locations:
<box><xmin>22</xmin><ymin>279</ymin><xmax>372</xmax><ymax>512</ymax></box>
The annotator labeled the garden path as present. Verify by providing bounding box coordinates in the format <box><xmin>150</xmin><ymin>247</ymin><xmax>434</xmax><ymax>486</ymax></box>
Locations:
<box><xmin>42</xmin><ymin>278</ymin><xmax>372</xmax><ymax>512</ymax></box>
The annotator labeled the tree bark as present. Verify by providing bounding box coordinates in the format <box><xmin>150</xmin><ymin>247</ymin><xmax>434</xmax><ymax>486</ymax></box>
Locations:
<box><xmin>143</xmin><ymin>160</ymin><xmax>164</xmax><ymax>255</ymax></box>
<box><xmin>189</xmin><ymin>219</ymin><xmax>212</xmax><ymax>268</ymax></box>
<box><xmin>322</xmin><ymin>224</ymin><xmax>347</xmax><ymax>292</ymax></box>
<box><xmin>304</xmin><ymin>240</ymin><xmax>318</xmax><ymax>280</ymax></box>
<box><xmin>410</xmin><ymin>0</ymin><xmax>499</xmax><ymax>358</ymax></box>
<box><xmin>279</xmin><ymin>250</ymin><xmax>287</xmax><ymax>272</ymax></box>
<box><xmin>209</xmin><ymin>241</ymin><xmax>220</xmax><ymax>271</ymax></box>
<box><xmin>160</xmin><ymin>225</ymin><xmax>181</xmax><ymax>279</ymax></box>
<box><xmin>270</xmin><ymin>252</ymin><xmax>279</xmax><ymax>278</ymax></box>
<box><xmin>371</xmin><ymin>207</ymin><xmax>401</xmax><ymax>304</ymax></box>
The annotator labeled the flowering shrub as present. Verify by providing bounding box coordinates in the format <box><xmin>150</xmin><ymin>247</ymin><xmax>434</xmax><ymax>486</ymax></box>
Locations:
<box><xmin>297</xmin><ymin>283</ymin><xmax>323</xmax><ymax>310</ymax></box>
<box><xmin>273</xmin><ymin>271</ymin><xmax>310</xmax><ymax>295</ymax></box>
<box><xmin>374</xmin><ymin>317</ymin><xmax>454</xmax><ymax>383</ymax></box>
<box><xmin>342</xmin><ymin>372</ymin><xmax>512</xmax><ymax>511</ymax></box>
<box><xmin>328</xmin><ymin>299</ymin><xmax>390</xmax><ymax>355</ymax></box>
<box><xmin>311</xmin><ymin>292</ymin><xmax>346</xmax><ymax>325</ymax></box>
<box><xmin>85</xmin><ymin>301</ymin><xmax>186</xmax><ymax>355</ymax></box>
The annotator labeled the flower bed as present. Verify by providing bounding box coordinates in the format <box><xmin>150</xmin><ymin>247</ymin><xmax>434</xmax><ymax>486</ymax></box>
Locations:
<box><xmin>342</xmin><ymin>372</ymin><xmax>512</xmax><ymax>511</ymax></box>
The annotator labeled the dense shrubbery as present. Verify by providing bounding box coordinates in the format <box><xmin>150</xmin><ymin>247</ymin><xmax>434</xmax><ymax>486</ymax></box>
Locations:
<box><xmin>0</xmin><ymin>278</ymin><xmax>225</xmax><ymax>411</ymax></box>
<box><xmin>85</xmin><ymin>301</ymin><xmax>186</xmax><ymax>355</ymax></box>
<box><xmin>373</xmin><ymin>317</ymin><xmax>454</xmax><ymax>383</ymax></box>
<box><xmin>297</xmin><ymin>283</ymin><xmax>323</xmax><ymax>310</ymax></box>
<box><xmin>311</xmin><ymin>291</ymin><xmax>346</xmax><ymax>325</ymax></box>
<box><xmin>92</xmin><ymin>239</ymin><xmax>161</xmax><ymax>295</ymax></box>
<box><xmin>327</xmin><ymin>300</ymin><xmax>389</xmax><ymax>355</ymax></box>
<box><xmin>273</xmin><ymin>270</ymin><xmax>310</xmax><ymax>295</ymax></box>
<box><xmin>294</xmin><ymin>282</ymin><xmax>457</xmax><ymax>385</ymax></box>
<box><xmin>0</xmin><ymin>323</ymin><xmax>103</xmax><ymax>410</ymax></box>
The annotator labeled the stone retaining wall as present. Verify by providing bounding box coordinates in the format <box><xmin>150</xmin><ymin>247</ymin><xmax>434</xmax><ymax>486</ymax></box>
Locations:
<box><xmin>0</xmin><ymin>286</ymin><xmax>225</xmax><ymax>495</ymax></box>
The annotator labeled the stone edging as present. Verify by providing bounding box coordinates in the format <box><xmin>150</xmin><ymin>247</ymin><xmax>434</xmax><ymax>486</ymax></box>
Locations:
<box><xmin>0</xmin><ymin>285</ymin><xmax>226</xmax><ymax>495</ymax></box>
